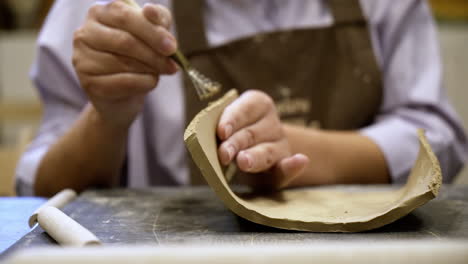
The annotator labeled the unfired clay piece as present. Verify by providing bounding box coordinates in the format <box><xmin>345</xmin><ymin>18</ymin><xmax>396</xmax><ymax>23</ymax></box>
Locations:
<box><xmin>37</xmin><ymin>206</ymin><xmax>101</xmax><ymax>247</ymax></box>
<box><xmin>184</xmin><ymin>90</ymin><xmax>442</xmax><ymax>232</ymax></box>
<box><xmin>29</xmin><ymin>188</ymin><xmax>77</xmax><ymax>228</ymax></box>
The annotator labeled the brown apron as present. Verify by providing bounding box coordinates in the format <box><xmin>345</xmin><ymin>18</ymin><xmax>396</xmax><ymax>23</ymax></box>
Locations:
<box><xmin>173</xmin><ymin>0</ymin><xmax>383</xmax><ymax>185</ymax></box>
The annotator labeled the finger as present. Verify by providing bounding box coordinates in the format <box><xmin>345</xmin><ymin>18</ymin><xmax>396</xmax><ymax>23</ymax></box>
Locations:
<box><xmin>236</xmin><ymin>139</ymin><xmax>289</xmax><ymax>173</ymax></box>
<box><xmin>217</xmin><ymin>90</ymin><xmax>275</xmax><ymax>140</ymax></box>
<box><xmin>75</xmin><ymin>21</ymin><xmax>175</xmax><ymax>74</ymax></box>
<box><xmin>143</xmin><ymin>3</ymin><xmax>172</xmax><ymax>29</ymax></box>
<box><xmin>94</xmin><ymin>1</ymin><xmax>177</xmax><ymax>56</ymax></box>
<box><xmin>141</xmin><ymin>4</ymin><xmax>179</xmax><ymax>71</ymax></box>
<box><xmin>73</xmin><ymin>39</ymin><xmax>156</xmax><ymax>75</ymax></box>
<box><xmin>236</xmin><ymin>154</ymin><xmax>309</xmax><ymax>191</ymax></box>
<box><xmin>82</xmin><ymin>72</ymin><xmax>158</xmax><ymax>100</ymax></box>
<box><xmin>218</xmin><ymin>111</ymin><xmax>283</xmax><ymax>165</ymax></box>
<box><xmin>274</xmin><ymin>154</ymin><xmax>309</xmax><ymax>189</ymax></box>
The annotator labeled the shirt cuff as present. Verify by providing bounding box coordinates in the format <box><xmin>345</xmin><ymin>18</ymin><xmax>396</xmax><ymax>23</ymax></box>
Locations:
<box><xmin>360</xmin><ymin>117</ymin><xmax>420</xmax><ymax>184</ymax></box>
<box><xmin>15</xmin><ymin>145</ymin><xmax>49</xmax><ymax>196</ymax></box>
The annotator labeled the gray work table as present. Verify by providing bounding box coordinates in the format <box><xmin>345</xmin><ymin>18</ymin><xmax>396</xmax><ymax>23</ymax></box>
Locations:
<box><xmin>2</xmin><ymin>185</ymin><xmax>468</xmax><ymax>258</ymax></box>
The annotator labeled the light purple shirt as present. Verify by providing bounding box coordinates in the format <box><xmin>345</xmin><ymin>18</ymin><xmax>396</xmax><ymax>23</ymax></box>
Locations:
<box><xmin>16</xmin><ymin>0</ymin><xmax>468</xmax><ymax>195</ymax></box>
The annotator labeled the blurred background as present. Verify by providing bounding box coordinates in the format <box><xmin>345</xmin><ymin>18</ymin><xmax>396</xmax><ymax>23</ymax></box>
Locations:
<box><xmin>0</xmin><ymin>0</ymin><xmax>467</xmax><ymax>195</ymax></box>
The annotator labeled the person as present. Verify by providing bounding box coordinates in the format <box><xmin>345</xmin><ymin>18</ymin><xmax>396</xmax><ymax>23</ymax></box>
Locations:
<box><xmin>16</xmin><ymin>0</ymin><xmax>467</xmax><ymax>197</ymax></box>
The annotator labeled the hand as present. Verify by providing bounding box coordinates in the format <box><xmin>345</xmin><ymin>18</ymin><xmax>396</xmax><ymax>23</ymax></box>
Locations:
<box><xmin>72</xmin><ymin>0</ymin><xmax>177</xmax><ymax>128</ymax></box>
<box><xmin>217</xmin><ymin>90</ymin><xmax>309</xmax><ymax>190</ymax></box>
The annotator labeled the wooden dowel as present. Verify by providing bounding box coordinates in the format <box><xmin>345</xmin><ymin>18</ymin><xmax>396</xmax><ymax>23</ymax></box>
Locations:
<box><xmin>37</xmin><ymin>206</ymin><xmax>101</xmax><ymax>247</ymax></box>
<box><xmin>29</xmin><ymin>189</ymin><xmax>77</xmax><ymax>227</ymax></box>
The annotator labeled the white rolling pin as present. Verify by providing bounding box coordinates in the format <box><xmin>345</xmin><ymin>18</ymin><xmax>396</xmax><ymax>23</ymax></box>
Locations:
<box><xmin>37</xmin><ymin>206</ymin><xmax>101</xmax><ymax>247</ymax></box>
<box><xmin>29</xmin><ymin>189</ymin><xmax>77</xmax><ymax>228</ymax></box>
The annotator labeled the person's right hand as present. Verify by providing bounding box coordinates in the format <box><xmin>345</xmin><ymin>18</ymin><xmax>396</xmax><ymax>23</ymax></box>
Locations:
<box><xmin>72</xmin><ymin>0</ymin><xmax>178</xmax><ymax>129</ymax></box>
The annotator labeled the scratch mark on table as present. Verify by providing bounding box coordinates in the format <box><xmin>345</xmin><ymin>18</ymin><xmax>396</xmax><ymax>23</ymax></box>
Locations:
<box><xmin>425</xmin><ymin>230</ymin><xmax>441</xmax><ymax>240</ymax></box>
<box><xmin>250</xmin><ymin>234</ymin><xmax>258</xmax><ymax>245</ymax></box>
<box><xmin>152</xmin><ymin>211</ymin><xmax>162</xmax><ymax>245</ymax></box>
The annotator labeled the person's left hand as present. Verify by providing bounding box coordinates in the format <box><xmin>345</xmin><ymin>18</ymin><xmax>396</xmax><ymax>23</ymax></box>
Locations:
<box><xmin>217</xmin><ymin>90</ymin><xmax>309</xmax><ymax>190</ymax></box>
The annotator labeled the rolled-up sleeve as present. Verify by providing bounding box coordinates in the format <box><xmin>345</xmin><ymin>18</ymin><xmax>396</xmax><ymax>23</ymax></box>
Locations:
<box><xmin>15</xmin><ymin>0</ymin><xmax>92</xmax><ymax>195</ymax></box>
<box><xmin>360</xmin><ymin>0</ymin><xmax>468</xmax><ymax>183</ymax></box>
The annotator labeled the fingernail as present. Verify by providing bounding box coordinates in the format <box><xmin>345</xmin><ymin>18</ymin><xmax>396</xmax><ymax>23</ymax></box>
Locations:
<box><xmin>241</xmin><ymin>151</ymin><xmax>252</xmax><ymax>170</ymax></box>
<box><xmin>224</xmin><ymin>124</ymin><xmax>233</xmax><ymax>138</ymax></box>
<box><xmin>160</xmin><ymin>16</ymin><xmax>169</xmax><ymax>27</ymax></box>
<box><xmin>226</xmin><ymin>144</ymin><xmax>235</xmax><ymax>162</ymax></box>
<box><xmin>161</xmin><ymin>37</ymin><xmax>175</xmax><ymax>55</ymax></box>
<box><xmin>143</xmin><ymin>3</ymin><xmax>159</xmax><ymax>22</ymax></box>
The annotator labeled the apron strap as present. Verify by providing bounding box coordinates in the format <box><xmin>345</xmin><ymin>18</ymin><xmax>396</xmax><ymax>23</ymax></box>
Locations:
<box><xmin>328</xmin><ymin>0</ymin><xmax>366</xmax><ymax>24</ymax></box>
<box><xmin>172</xmin><ymin>0</ymin><xmax>208</xmax><ymax>54</ymax></box>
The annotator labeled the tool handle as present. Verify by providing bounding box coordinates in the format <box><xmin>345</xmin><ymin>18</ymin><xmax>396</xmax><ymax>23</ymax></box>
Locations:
<box><xmin>170</xmin><ymin>50</ymin><xmax>191</xmax><ymax>71</ymax></box>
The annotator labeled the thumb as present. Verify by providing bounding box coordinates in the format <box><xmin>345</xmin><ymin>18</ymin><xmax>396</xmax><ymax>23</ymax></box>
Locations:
<box><xmin>142</xmin><ymin>3</ymin><xmax>173</xmax><ymax>29</ymax></box>
<box><xmin>274</xmin><ymin>154</ymin><xmax>309</xmax><ymax>189</ymax></box>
